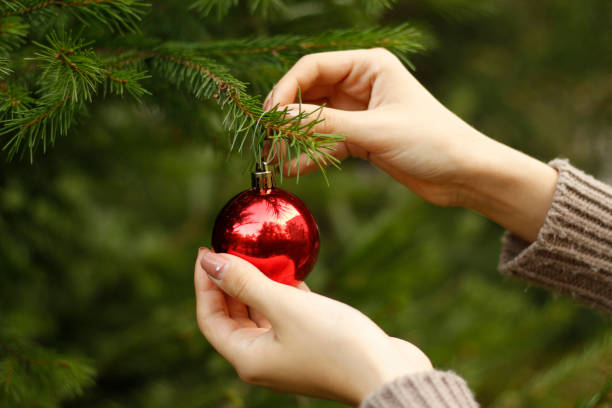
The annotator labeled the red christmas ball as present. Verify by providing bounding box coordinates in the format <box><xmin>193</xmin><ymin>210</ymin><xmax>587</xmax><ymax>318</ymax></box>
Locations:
<box><xmin>212</xmin><ymin>164</ymin><xmax>320</xmax><ymax>286</ymax></box>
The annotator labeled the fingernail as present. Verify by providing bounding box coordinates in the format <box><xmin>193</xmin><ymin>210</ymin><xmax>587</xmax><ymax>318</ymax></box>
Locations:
<box><xmin>200</xmin><ymin>250</ymin><xmax>228</xmax><ymax>280</ymax></box>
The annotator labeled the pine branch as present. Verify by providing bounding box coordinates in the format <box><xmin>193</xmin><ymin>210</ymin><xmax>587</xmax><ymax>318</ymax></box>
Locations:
<box><xmin>102</xmin><ymin>67</ymin><xmax>150</xmax><ymax>100</ymax></box>
<box><xmin>0</xmin><ymin>81</ymin><xmax>35</xmax><ymax>115</ymax></box>
<box><xmin>0</xmin><ymin>336</ymin><xmax>95</xmax><ymax>407</ymax></box>
<box><xmin>166</xmin><ymin>24</ymin><xmax>424</xmax><ymax>94</ymax></box>
<box><xmin>0</xmin><ymin>0</ymin><xmax>148</xmax><ymax>33</ymax></box>
<box><xmin>1</xmin><ymin>94</ymin><xmax>79</xmax><ymax>161</ymax></box>
<box><xmin>1</xmin><ymin>31</ymin><xmax>149</xmax><ymax>160</ymax></box>
<box><xmin>32</xmin><ymin>31</ymin><xmax>104</xmax><ymax>102</ymax></box>
<box><xmin>151</xmin><ymin>47</ymin><xmax>343</xmax><ymax>182</ymax></box>
<box><xmin>97</xmin><ymin>49</ymin><xmax>154</xmax><ymax>98</ymax></box>
<box><xmin>184</xmin><ymin>24</ymin><xmax>425</xmax><ymax>70</ymax></box>
<box><xmin>99</xmin><ymin>48</ymin><xmax>153</xmax><ymax>71</ymax></box>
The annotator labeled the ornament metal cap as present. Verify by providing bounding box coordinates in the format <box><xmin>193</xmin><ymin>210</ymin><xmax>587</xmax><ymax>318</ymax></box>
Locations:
<box><xmin>251</xmin><ymin>161</ymin><xmax>274</xmax><ymax>192</ymax></box>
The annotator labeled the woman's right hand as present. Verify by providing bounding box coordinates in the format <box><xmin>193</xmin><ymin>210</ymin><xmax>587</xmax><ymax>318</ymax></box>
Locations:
<box><xmin>265</xmin><ymin>48</ymin><xmax>486</xmax><ymax>207</ymax></box>
<box><xmin>195</xmin><ymin>248</ymin><xmax>433</xmax><ymax>406</ymax></box>
<box><xmin>265</xmin><ymin>49</ymin><xmax>558</xmax><ymax>242</ymax></box>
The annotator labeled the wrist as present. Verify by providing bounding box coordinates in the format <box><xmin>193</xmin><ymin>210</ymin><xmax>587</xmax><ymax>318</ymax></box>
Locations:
<box><xmin>459</xmin><ymin>135</ymin><xmax>558</xmax><ymax>242</ymax></box>
<box><xmin>351</xmin><ymin>338</ymin><xmax>433</xmax><ymax>405</ymax></box>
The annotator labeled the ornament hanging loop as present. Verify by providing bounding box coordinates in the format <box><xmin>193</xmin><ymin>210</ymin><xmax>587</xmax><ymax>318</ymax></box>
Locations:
<box><xmin>252</xmin><ymin>160</ymin><xmax>274</xmax><ymax>192</ymax></box>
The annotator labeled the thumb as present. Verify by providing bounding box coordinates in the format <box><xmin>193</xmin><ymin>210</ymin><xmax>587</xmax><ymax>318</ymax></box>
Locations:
<box><xmin>200</xmin><ymin>249</ymin><xmax>291</xmax><ymax>324</ymax></box>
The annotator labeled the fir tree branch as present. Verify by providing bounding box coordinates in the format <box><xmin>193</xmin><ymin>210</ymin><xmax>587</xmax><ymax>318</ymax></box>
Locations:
<box><xmin>99</xmin><ymin>46</ymin><xmax>347</xmax><ymax>180</ymax></box>
<box><xmin>0</xmin><ymin>61</ymin><xmax>37</xmax><ymax>128</ymax></box>
<box><xmin>184</xmin><ymin>24</ymin><xmax>425</xmax><ymax>69</ymax></box>
<box><xmin>31</xmin><ymin>31</ymin><xmax>104</xmax><ymax>102</ymax></box>
<box><xmin>0</xmin><ymin>81</ymin><xmax>34</xmax><ymax>114</ymax></box>
<box><xmin>151</xmin><ymin>48</ymin><xmax>343</xmax><ymax>181</ymax></box>
<box><xmin>0</xmin><ymin>0</ymin><xmax>147</xmax><ymax>33</ymax></box>
<box><xmin>1</xmin><ymin>31</ymin><xmax>150</xmax><ymax>160</ymax></box>
<box><xmin>100</xmin><ymin>49</ymin><xmax>153</xmax><ymax>70</ymax></box>
<box><xmin>102</xmin><ymin>67</ymin><xmax>150</xmax><ymax>99</ymax></box>
<box><xmin>1</xmin><ymin>94</ymin><xmax>78</xmax><ymax>161</ymax></box>
<box><xmin>22</xmin><ymin>95</ymin><xmax>70</xmax><ymax>129</ymax></box>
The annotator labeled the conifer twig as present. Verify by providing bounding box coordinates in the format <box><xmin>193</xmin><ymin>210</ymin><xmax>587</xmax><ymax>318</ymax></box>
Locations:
<box><xmin>173</xmin><ymin>24</ymin><xmax>424</xmax><ymax>69</ymax></box>
<box><xmin>0</xmin><ymin>0</ymin><xmax>147</xmax><ymax>33</ymax></box>
<box><xmin>1</xmin><ymin>31</ymin><xmax>150</xmax><ymax>160</ymax></box>
<box><xmin>150</xmin><ymin>48</ymin><xmax>344</xmax><ymax>182</ymax></box>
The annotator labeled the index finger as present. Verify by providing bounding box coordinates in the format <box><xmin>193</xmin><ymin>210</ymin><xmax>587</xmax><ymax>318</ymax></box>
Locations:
<box><xmin>271</xmin><ymin>49</ymin><xmax>378</xmax><ymax>107</ymax></box>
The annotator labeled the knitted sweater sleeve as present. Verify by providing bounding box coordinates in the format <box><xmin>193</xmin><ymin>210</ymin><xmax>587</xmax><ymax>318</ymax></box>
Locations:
<box><xmin>360</xmin><ymin>159</ymin><xmax>612</xmax><ymax>408</ymax></box>
<box><xmin>359</xmin><ymin>371</ymin><xmax>478</xmax><ymax>408</ymax></box>
<box><xmin>498</xmin><ymin>159</ymin><xmax>612</xmax><ymax>312</ymax></box>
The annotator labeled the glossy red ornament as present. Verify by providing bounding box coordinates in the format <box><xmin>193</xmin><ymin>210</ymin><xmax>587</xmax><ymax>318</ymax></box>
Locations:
<box><xmin>212</xmin><ymin>163</ymin><xmax>320</xmax><ymax>286</ymax></box>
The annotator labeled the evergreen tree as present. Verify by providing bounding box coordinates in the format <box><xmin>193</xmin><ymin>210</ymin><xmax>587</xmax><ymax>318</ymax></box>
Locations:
<box><xmin>1</xmin><ymin>1</ymin><xmax>611</xmax><ymax>407</ymax></box>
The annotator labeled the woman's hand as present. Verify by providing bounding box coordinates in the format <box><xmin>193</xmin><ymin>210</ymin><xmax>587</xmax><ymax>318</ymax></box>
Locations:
<box><xmin>194</xmin><ymin>247</ymin><xmax>432</xmax><ymax>406</ymax></box>
<box><xmin>266</xmin><ymin>48</ymin><xmax>476</xmax><ymax>206</ymax></box>
<box><xmin>265</xmin><ymin>48</ymin><xmax>558</xmax><ymax>242</ymax></box>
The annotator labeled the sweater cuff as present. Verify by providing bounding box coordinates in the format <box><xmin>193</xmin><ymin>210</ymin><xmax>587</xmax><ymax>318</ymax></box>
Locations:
<box><xmin>499</xmin><ymin>159</ymin><xmax>612</xmax><ymax>312</ymax></box>
<box><xmin>359</xmin><ymin>370</ymin><xmax>478</xmax><ymax>408</ymax></box>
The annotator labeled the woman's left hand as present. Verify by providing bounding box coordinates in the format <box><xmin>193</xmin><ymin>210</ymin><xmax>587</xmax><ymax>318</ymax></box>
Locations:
<box><xmin>194</xmin><ymin>247</ymin><xmax>432</xmax><ymax>406</ymax></box>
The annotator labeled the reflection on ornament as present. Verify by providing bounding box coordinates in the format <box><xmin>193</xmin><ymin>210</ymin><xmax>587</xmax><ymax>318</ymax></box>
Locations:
<box><xmin>212</xmin><ymin>163</ymin><xmax>320</xmax><ymax>285</ymax></box>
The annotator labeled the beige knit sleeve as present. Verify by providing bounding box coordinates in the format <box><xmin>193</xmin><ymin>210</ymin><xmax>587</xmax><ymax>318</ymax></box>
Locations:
<box><xmin>499</xmin><ymin>159</ymin><xmax>612</xmax><ymax>313</ymax></box>
<box><xmin>359</xmin><ymin>371</ymin><xmax>478</xmax><ymax>408</ymax></box>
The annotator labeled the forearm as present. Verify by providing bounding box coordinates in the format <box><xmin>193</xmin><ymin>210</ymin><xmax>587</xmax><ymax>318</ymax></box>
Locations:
<box><xmin>459</xmin><ymin>131</ymin><xmax>558</xmax><ymax>242</ymax></box>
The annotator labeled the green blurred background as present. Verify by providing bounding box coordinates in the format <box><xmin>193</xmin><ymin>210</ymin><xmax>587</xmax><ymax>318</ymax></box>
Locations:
<box><xmin>1</xmin><ymin>0</ymin><xmax>611</xmax><ymax>407</ymax></box>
